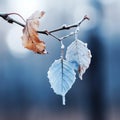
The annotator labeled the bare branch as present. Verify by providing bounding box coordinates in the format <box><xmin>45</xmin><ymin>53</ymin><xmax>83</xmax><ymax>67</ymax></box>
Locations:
<box><xmin>0</xmin><ymin>13</ymin><xmax>89</xmax><ymax>39</ymax></box>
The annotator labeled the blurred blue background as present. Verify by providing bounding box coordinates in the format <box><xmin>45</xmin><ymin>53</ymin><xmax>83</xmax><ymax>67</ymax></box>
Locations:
<box><xmin>0</xmin><ymin>0</ymin><xmax>120</xmax><ymax>120</ymax></box>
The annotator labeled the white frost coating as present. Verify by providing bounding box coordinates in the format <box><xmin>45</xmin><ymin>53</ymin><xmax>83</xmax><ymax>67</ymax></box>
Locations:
<box><xmin>61</xmin><ymin>41</ymin><xmax>65</xmax><ymax>49</ymax></box>
<box><xmin>62</xmin><ymin>95</ymin><xmax>66</xmax><ymax>105</ymax></box>
<box><xmin>48</xmin><ymin>59</ymin><xmax>76</xmax><ymax>105</ymax></box>
<box><xmin>61</xmin><ymin>44</ymin><xmax>65</xmax><ymax>49</ymax></box>
<box><xmin>66</xmin><ymin>39</ymin><xmax>92</xmax><ymax>80</ymax></box>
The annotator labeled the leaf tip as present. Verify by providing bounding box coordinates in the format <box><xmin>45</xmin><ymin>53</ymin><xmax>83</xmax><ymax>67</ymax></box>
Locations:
<box><xmin>84</xmin><ymin>15</ymin><xmax>90</xmax><ymax>20</ymax></box>
<box><xmin>62</xmin><ymin>95</ymin><xmax>66</xmax><ymax>105</ymax></box>
<box><xmin>79</xmin><ymin>74</ymin><xmax>83</xmax><ymax>80</ymax></box>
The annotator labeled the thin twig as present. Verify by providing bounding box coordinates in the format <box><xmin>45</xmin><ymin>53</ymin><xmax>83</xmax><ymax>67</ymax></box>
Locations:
<box><xmin>49</xmin><ymin>33</ymin><xmax>61</xmax><ymax>41</ymax></box>
<box><xmin>48</xmin><ymin>15</ymin><xmax>89</xmax><ymax>41</ymax></box>
<box><xmin>48</xmin><ymin>15</ymin><xmax>89</xmax><ymax>34</ymax></box>
<box><xmin>60</xmin><ymin>32</ymin><xmax>75</xmax><ymax>40</ymax></box>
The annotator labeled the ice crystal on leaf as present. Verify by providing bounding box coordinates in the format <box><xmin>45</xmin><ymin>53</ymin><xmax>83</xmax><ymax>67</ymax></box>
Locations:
<box><xmin>48</xmin><ymin>59</ymin><xmax>76</xmax><ymax>105</ymax></box>
<box><xmin>66</xmin><ymin>39</ymin><xmax>92</xmax><ymax>80</ymax></box>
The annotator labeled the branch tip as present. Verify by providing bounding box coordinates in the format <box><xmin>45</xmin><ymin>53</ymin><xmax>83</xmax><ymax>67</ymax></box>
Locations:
<box><xmin>84</xmin><ymin>15</ymin><xmax>90</xmax><ymax>20</ymax></box>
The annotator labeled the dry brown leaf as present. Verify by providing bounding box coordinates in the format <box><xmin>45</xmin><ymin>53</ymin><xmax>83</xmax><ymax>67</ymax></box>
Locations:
<box><xmin>21</xmin><ymin>11</ymin><xmax>47</xmax><ymax>54</ymax></box>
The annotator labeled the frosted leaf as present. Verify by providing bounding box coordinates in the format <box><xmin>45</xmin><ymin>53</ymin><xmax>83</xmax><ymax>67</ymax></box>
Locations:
<box><xmin>48</xmin><ymin>59</ymin><xmax>76</xmax><ymax>105</ymax></box>
<box><xmin>66</xmin><ymin>39</ymin><xmax>92</xmax><ymax>80</ymax></box>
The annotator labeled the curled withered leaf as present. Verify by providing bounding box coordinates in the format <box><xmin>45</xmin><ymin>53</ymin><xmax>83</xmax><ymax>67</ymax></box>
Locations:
<box><xmin>21</xmin><ymin>11</ymin><xmax>47</xmax><ymax>54</ymax></box>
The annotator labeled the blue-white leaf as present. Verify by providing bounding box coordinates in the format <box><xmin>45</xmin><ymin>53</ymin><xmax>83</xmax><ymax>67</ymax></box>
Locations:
<box><xmin>66</xmin><ymin>39</ymin><xmax>92</xmax><ymax>80</ymax></box>
<box><xmin>48</xmin><ymin>59</ymin><xmax>76</xmax><ymax>105</ymax></box>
